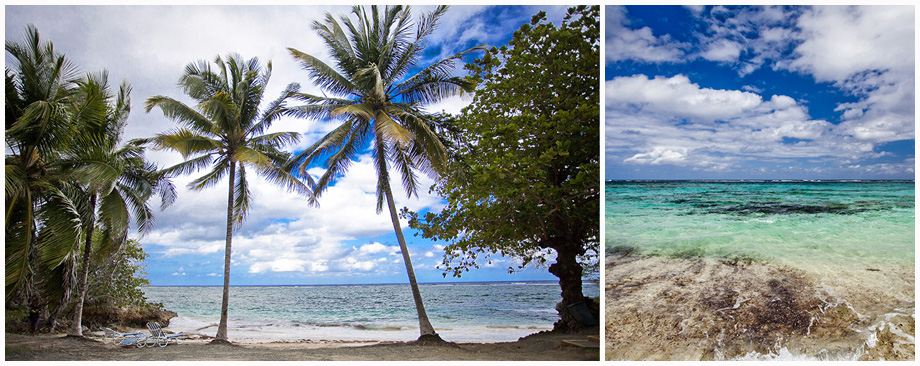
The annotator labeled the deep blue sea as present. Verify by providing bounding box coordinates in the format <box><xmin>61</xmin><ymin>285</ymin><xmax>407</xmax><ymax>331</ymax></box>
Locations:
<box><xmin>144</xmin><ymin>281</ymin><xmax>599</xmax><ymax>342</ymax></box>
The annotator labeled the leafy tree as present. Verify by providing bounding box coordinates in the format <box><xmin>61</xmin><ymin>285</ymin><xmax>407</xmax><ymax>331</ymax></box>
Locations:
<box><xmin>58</xmin><ymin>72</ymin><xmax>175</xmax><ymax>336</ymax></box>
<box><xmin>5</xmin><ymin>25</ymin><xmax>83</xmax><ymax>305</ymax></box>
<box><xmin>80</xmin><ymin>237</ymin><xmax>160</xmax><ymax>310</ymax></box>
<box><xmin>285</xmin><ymin>5</ymin><xmax>483</xmax><ymax>341</ymax></box>
<box><xmin>404</xmin><ymin>5</ymin><xmax>600</xmax><ymax>332</ymax></box>
<box><xmin>143</xmin><ymin>54</ymin><xmax>310</xmax><ymax>343</ymax></box>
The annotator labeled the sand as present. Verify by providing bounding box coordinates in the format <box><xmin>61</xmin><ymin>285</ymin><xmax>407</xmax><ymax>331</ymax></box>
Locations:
<box><xmin>604</xmin><ymin>253</ymin><xmax>914</xmax><ymax>361</ymax></box>
<box><xmin>5</xmin><ymin>328</ymin><xmax>600</xmax><ymax>361</ymax></box>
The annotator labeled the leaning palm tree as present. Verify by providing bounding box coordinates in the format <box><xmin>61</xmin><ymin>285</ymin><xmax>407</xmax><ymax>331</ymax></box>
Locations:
<box><xmin>285</xmin><ymin>5</ymin><xmax>484</xmax><ymax>341</ymax></box>
<box><xmin>58</xmin><ymin>72</ymin><xmax>175</xmax><ymax>337</ymax></box>
<box><xmin>143</xmin><ymin>54</ymin><xmax>310</xmax><ymax>343</ymax></box>
<box><xmin>5</xmin><ymin>24</ymin><xmax>83</xmax><ymax>304</ymax></box>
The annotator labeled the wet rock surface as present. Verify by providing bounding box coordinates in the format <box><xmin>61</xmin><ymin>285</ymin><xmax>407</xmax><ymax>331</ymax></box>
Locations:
<box><xmin>605</xmin><ymin>254</ymin><xmax>914</xmax><ymax>361</ymax></box>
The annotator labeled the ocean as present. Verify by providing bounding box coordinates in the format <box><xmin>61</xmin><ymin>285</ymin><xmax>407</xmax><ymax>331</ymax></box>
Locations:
<box><xmin>605</xmin><ymin>180</ymin><xmax>915</xmax><ymax>360</ymax></box>
<box><xmin>143</xmin><ymin>281</ymin><xmax>599</xmax><ymax>342</ymax></box>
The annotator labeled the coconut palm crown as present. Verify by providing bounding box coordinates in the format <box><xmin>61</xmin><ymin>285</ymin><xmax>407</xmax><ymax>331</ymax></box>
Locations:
<box><xmin>6</xmin><ymin>25</ymin><xmax>83</xmax><ymax>302</ymax></box>
<box><xmin>142</xmin><ymin>54</ymin><xmax>311</xmax><ymax>343</ymax></box>
<box><xmin>285</xmin><ymin>5</ymin><xmax>485</xmax><ymax>339</ymax></box>
<box><xmin>59</xmin><ymin>72</ymin><xmax>176</xmax><ymax>337</ymax></box>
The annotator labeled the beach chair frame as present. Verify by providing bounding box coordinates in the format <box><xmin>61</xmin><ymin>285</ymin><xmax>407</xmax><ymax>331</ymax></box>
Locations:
<box><xmin>103</xmin><ymin>327</ymin><xmax>144</xmax><ymax>344</ymax></box>
<box><xmin>145</xmin><ymin>322</ymin><xmax>183</xmax><ymax>347</ymax></box>
<box><xmin>115</xmin><ymin>334</ymin><xmax>149</xmax><ymax>348</ymax></box>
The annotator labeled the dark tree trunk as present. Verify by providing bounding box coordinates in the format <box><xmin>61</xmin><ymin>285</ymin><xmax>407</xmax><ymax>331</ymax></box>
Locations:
<box><xmin>548</xmin><ymin>241</ymin><xmax>594</xmax><ymax>333</ymax></box>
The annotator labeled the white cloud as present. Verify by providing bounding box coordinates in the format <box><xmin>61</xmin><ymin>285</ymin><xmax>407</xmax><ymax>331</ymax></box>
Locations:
<box><xmin>606</xmin><ymin>6</ymin><xmax>687</xmax><ymax>63</ymax></box>
<box><xmin>607</xmin><ymin>74</ymin><xmax>762</xmax><ymax>123</ymax></box>
<box><xmin>359</xmin><ymin>242</ymin><xmax>397</xmax><ymax>255</ymax></box>
<box><xmin>788</xmin><ymin>6</ymin><xmax>914</xmax><ymax>144</ymax></box>
<box><xmin>606</xmin><ymin>74</ymin><xmax>880</xmax><ymax>172</ymax></box>
<box><xmin>700</xmin><ymin>39</ymin><xmax>742</xmax><ymax>62</ymax></box>
<box><xmin>789</xmin><ymin>6</ymin><xmax>913</xmax><ymax>84</ymax></box>
<box><xmin>624</xmin><ymin>146</ymin><xmax>688</xmax><ymax>165</ymax></box>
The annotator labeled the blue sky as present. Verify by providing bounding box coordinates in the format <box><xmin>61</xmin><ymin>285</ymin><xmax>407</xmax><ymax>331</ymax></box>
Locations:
<box><xmin>6</xmin><ymin>5</ymin><xmax>574</xmax><ymax>286</ymax></box>
<box><xmin>606</xmin><ymin>5</ymin><xmax>915</xmax><ymax>180</ymax></box>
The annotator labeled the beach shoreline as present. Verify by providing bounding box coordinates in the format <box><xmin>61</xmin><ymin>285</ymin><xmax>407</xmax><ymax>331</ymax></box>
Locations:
<box><xmin>604</xmin><ymin>253</ymin><xmax>914</xmax><ymax>361</ymax></box>
<box><xmin>5</xmin><ymin>327</ymin><xmax>600</xmax><ymax>361</ymax></box>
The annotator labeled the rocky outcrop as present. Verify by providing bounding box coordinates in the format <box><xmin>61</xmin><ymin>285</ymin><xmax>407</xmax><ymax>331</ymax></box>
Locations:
<box><xmin>82</xmin><ymin>305</ymin><xmax>177</xmax><ymax>331</ymax></box>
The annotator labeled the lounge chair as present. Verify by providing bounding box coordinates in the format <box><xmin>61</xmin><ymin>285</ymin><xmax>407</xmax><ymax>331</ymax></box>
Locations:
<box><xmin>102</xmin><ymin>327</ymin><xmax>144</xmax><ymax>344</ymax></box>
<box><xmin>145</xmin><ymin>322</ymin><xmax>184</xmax><ymax>347</ymax></box>
<box><xmin>118</xmin><ymin>335</ymin><xmax>149</xmax><ymax>348</ymax></box>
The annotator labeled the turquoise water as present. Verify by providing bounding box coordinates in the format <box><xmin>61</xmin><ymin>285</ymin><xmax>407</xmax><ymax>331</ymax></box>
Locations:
<box><xmin>143</xmin><ymin>281</ymin><xmax>599</xmax><ymax>342</ymax></box>
<box><xmin>605</xmin><ymin>180</ymin><xmax>914</xmax><ymax>271</ymax></box>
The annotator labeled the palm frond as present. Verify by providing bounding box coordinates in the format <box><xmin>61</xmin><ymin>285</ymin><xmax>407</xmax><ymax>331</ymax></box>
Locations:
<box><xmin>97</xmin><ymin>189</ymin><xmax>130</xmax><ymax>245</ymax></box>
<box><xmin>371</xmin><ymin>133</ymin><xmax>391</xmax><ymax>213</ymax></box>
<box><xmin>232</xmin><ymin>164</ymin><xmax>250</xmax><ymax>227</ymax></box>
<box><xmin>374</xmin><ymin>110</ymin><xmax>414</xmax><ymax>147</ymax></box>
<box><xmin>5</xmin><ymin>190</ymin><xmax>34</xmax><ymax>297</ymax></box>
<box><xmin>35</xmin><ymin>186</ymin><xmax>83</xmax><ymax>270</ymax></box>
<box><xmin>250</xmin><ymin>82</ymin><xmax>299</xmax><ymax>137</ymax></box>
<box><xmin>187</xmin><ymin>155</ymin><xmax>230</xmax><ymax>191</ymax></box>
<box><xmin>309</xmin><ymin>119</ymin><xmax>372</xmax><ymax>205</ymax></box>
<box><xmin>389</xmin><ymin>141</ymin><xmax>420</xmax><ymax>199</ymax></box>
<box><xmin>331</xmin><ymin>103</ymin><xmax>374</xmax><ymax>120</ymax></box>
<box><xmin>152</xmin><ymin>129</ymin><xmax>222</xmax><ymax>159</ymax></box>
<box><xmin>159</xmin><ymin>154</ymin><xmax>215</xmax><ymax>178</ymax></box>
<box><xmin>288</xmin><ymin>48</ymin><xmax>356</xmax><ymax>96</ymax></box>
<box><xmin>145</xmin><ymin>96</ymin><xmax>215</xmax><ymax>134</ymax></box>
<box><xmin>249</xmin><ymin>131</ymin><xmax>300</xmax><ymax>150</ymax></box>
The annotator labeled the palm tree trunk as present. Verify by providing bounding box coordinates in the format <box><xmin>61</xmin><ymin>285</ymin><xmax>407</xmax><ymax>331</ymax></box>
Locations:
<box><xmin>70</xmin><ymin>194</ymin><xmax>96</xmax><ymax>337</ymax></box>
<box><xmin>383</xmin><ymin>185</ymin><xmax>437</xmax><ymax>337</ymax></box>
<box><xmin>214</xmin><ymin>161</ymin><xmax>236</xmax><ymax>342</ymax></box>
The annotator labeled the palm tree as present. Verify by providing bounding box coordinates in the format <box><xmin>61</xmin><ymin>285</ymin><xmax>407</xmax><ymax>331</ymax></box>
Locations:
<box><xmin>285</xmin><ymin>5</ymin><xmax>484</xmax><ymax>341</ymax></box>
<box><xmin>58</xmin><ymin>72</ymin><xmax>175</xmax><ymax>337</ymax></box>
<box><xmin>143</xmin><ymin>54</ymin><xmax>310</xmax><ymax>343</ymax></box>
<box><xmin>5</xmin><ymin>25</ymin><xmax>83</xmax><ymax>304</ymax></box>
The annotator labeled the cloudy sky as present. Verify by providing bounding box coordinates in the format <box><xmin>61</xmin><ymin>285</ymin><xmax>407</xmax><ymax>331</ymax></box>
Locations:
<box><xmin>6</xmin><ymin>5</ymin><xmax>574</xmax><ymax>286</ymax></box>
<box><xmin>606</xmin><ymin>5</ymin><xmax>915</xmax><ymax>180</ymax></box>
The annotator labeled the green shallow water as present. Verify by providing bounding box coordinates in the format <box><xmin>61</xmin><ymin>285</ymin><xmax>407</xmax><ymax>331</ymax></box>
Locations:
<box><xmin>605</xmin><ymin>180</ymin><xmax>915</xmax><ymax>272</ymax></box>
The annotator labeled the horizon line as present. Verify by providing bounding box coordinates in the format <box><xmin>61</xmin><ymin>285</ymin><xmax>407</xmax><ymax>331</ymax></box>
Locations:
<box><xmin>144</xmin><ymin>279</ymin><xmax>602</xmax><ymax>288</ymax></box>
<box><xmin>604</xmin><ymin>179</ymin><xmax>915</xmax><ymax>182</ymax></box>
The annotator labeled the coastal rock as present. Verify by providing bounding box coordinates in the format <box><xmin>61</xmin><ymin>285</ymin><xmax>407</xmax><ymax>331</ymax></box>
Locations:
<box><xmin>861</xmin><ymin>315</ymin><xmax>915</xmax><ymax>360</ymax></box>
<box><xmin>604</xmin><ymin>254</ymin><xmax>914</xmax><ymax>361</ymax></box>
<box><xmin>82</xmin><ymin>305</ymin><xmax>177</xmax><ymax>330</ymax></box>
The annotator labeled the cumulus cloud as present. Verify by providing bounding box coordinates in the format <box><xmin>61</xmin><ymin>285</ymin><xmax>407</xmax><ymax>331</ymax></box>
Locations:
<box><xmin>606</xmin><ymin>74</ymin><xmax>877</xmax><ymax>173</ymax></box>
<box><xmin>606</xmin><ymin>6</ymin><xmax>687</xmax><ymax>63</ymax></box>
<box><xmin>788</xmin><ymin>6</ymin><xmax>915</xmax><ymax>145</ymax></box>
<box><xmin>607</xmin><ymin>74</ymin><xmax>762</xmax><ymax>122</ymax></box>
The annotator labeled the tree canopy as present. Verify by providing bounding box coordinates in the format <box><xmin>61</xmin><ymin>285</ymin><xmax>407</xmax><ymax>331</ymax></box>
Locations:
<box><xmin>404</xmin><ymin>5</ymin><xmax>600</xmax><ymax>331</ymax></box>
